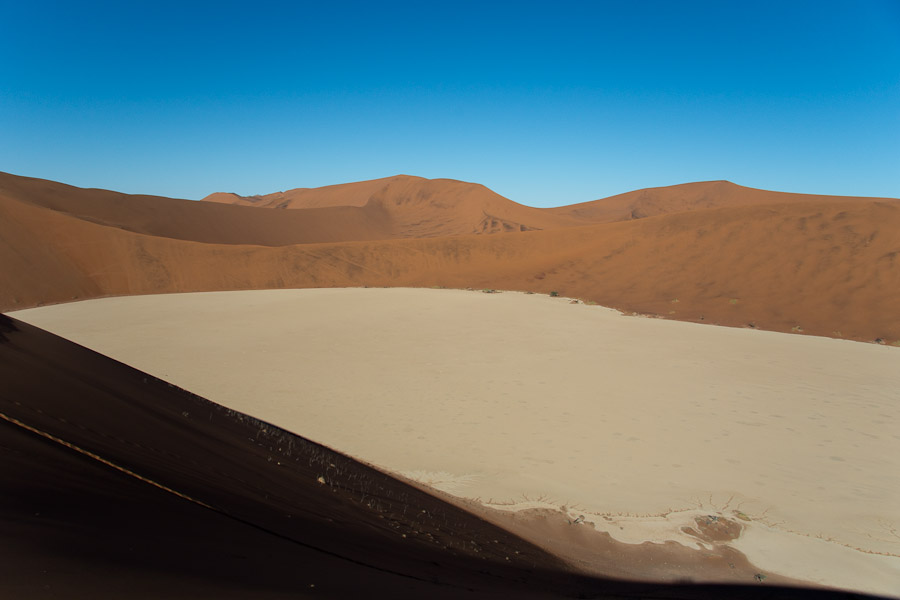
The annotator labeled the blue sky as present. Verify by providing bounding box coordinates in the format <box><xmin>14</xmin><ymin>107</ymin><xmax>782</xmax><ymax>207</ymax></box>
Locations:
<box><xmin>2</xmin><ymin>1</ymin><xmax>898</xmax><ymax>206</ymax></box>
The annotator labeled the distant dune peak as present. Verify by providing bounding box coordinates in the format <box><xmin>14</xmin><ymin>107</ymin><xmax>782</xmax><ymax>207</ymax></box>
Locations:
<box><xmin>546</xmin><ymin>179</ymin><xmax>889</xmax><ymax>223</ymax></box>
<box><xmin>201</xmin><ymin>174</ymin><xmax>480</xmax><ymax>210</ymax></box>
<box><xmin>197</xmin><ymin>174</ymin><xmax>582</xmax><ymax>237</ymax></box>
<box><xmin>203</xmin><ymin>191</ymin><xmax>265</xmax><ymax>205</ymax></box>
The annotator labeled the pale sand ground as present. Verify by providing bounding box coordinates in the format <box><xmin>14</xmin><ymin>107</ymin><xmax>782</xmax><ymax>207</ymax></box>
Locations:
<box><xmin>11</xmin><ymin>288</ymin><xmax>900</xmax><ymax>596</ymax></box>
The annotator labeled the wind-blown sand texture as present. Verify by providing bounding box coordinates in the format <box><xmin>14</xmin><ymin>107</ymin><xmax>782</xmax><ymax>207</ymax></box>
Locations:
<box><xmin>2</xmin><ymin>171</ymin><xmax>899</xmax><ymax>342</ymax></box>
<box><xmin>11</xmin><ymin>288</ymin><xmax>900</xmax><ymax>597</ymax></box>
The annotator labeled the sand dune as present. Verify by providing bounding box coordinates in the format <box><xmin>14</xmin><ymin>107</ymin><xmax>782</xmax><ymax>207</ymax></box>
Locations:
<box><xmin>203</xmin><ymin>175</ymin><xmax>416</xmax><ymax>208</ymax></box>
<box><xmin>0</xmin><ymin>171</ymin><xmax>395</xmax><ymax>245</ymax></box>
<box><xmin>2</xmin><ymin>171</ymin><xmax>898</xmax><ymax>341</ymax></box>
<box><xmin>2</xmin><ymin>312</ymin><xmax>859</xmax><ymax>599</ymax></box>
<box><xmin>203</xmin><ymin>174</ymin><xmax>586</xmax><ymax>236</ymax></box>
<box><xmin>3</xmin><ymin>170</ymin><xmax>898</xmax><ymax>597</ymax></box>
<box><xmin>546</xmin><ymin>180</ymin><xmax>877</xmax><ymax>223</ymax></box>
<box><xmin>0</xmin><ymin>171</ymin><xmax>582</xmax><ymax>245</ymax></box>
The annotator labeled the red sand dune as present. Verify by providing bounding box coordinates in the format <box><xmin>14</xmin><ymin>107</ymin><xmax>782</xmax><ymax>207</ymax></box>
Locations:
<box><xmin>546</xmin><ymin>180</ymin><xmax>869</xmax><ymax>223</ymax></box>
<box><xmin>204</xmin><ymin>175</ymin><xmax>586</xmax><ymax>236</ymax></box>
<box><xmin>0</xmin><ymin>315</ymin><xmax>864</xmax><ymax>598</ymax></box>
<box><xmin>2</xmin><ymin>171</ymin><xmax>897</xmax><ymax>342</ymax></box>
<box><xmin>0</xmin><ymin>171</ymin><xmax>393</xmax><ymax>245</ymax></box>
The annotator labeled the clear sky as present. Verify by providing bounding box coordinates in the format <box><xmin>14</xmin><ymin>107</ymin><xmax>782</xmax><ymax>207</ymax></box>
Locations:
<box><xmin>2</xmin><ymin>0</ymin><xmax>898</xmax><ymax>207</ymax></box>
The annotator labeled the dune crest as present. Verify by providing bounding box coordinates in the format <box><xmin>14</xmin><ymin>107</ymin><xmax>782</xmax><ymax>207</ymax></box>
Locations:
<box><xmin>547</xmin><ymin>180</ymin><xmax>878</xmax><ymax>222</ymax></box>
<box><xmin>204</xmin><ymin>174</ymin><xmax>585</xmax><ymax>237</ymax></box>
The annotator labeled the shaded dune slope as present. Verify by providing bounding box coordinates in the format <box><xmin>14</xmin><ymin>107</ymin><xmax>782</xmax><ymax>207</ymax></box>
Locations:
<box><xmin>0</xmin><ymin>314</ymin><xmax>567</xmax><ymax>599</ymax></box>
<box><xmin>0</xmin><ymin>315</ymin><xmax>876</xmax><ymax>599</ymax></box>
<box><xmin>2</xmin><ymin>171</ymin><xmax>898</xmax><ymax>341</ymax></box>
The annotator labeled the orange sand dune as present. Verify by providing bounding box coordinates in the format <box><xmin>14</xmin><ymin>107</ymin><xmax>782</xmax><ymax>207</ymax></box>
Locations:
<box><xmin>547</xmin><ymin>180</ymin><xmax>893</xmax><ymax>223</ymax></box>
<box><xmin>204</xmin><ymin>174</ymin><xmax>585</xmax><ymax>236</ymax></box>
<box><xmin>1</xmin><ymin>171</ymin><xmax>898</xmax><ymax>342</ymax></box>
<box><xmin>204</xmin><ymin>175</ymin><xmax>429</xmax><ymax>208</ymax></box>
<box><xmin>0</xmin><ymin>171</ymin><xmax>393</xmax><ymax>245</ymax></box>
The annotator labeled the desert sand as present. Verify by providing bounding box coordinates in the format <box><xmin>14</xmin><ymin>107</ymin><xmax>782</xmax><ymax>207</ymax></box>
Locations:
<box><xmin>11</xmin><ymin>287</ymin><xmax>900</xmax><ymax>597</ymax></box>
<box><xmin>3</xmin><ymin>171</ymin><xmax>898</xmax><ymax>343</ymax></box>
<box><xmin>3</xmin><ymin>170</ymin><xmax>899</xmax><ymax>596</ymax></box>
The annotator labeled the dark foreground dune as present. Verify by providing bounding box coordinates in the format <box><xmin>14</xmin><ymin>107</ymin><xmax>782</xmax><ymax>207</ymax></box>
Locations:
<box><xmin>0</xmin><ymin>314</ymin><xmax>880</xmax><ymax>599</ymax></box>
